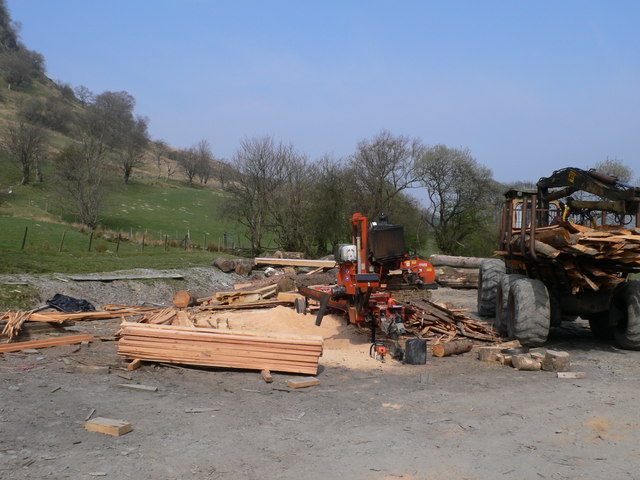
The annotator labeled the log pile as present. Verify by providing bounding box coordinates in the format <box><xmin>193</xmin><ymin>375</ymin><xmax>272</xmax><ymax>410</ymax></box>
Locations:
<box><xmin>503</xmin><ymin>222</ymin><xmax>640</xmax><ymax>293</ymax></box>
<box><xmin>402</xmin><ymin>298</ymin><xmax>501</xmax><ymax>343</ymax></box>
<box><xmin>118</xmin><ymin>322</ymin><xmax>323</xmax><ymax>375</ymax></box>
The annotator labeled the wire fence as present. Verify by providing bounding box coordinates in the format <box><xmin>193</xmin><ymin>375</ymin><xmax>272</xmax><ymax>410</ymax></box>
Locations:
<box><xmin>14</xmin><ymin>225</ymin><xmax>250</xmax><ymax>255</ymax></box>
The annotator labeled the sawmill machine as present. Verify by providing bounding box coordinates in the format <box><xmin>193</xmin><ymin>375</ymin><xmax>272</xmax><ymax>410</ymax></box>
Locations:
<box><xmin>299</xmin><ymin>213</ymin><xmax>437</xmax><ymax>351</ymax></box>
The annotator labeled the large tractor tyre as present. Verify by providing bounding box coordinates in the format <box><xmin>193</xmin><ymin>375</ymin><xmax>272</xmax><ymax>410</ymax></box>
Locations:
<box><xmin>495</xmin><ymin>274</ymin><xmax>525</xmax><ymax>335</ymax></box>
<box><xmin>477</xmin><ymin>259</ymin><xmax>506</xmax><ymax>317</ymax></box>
<box><xmin>587</xmin><ymin>313</ymin><xmax>613</xmax><ymax>340</ymax></box>
<box><xmin>610</xmin><ymin>281</ymin><xmax>640</xmax><ymax>350</ymax></box>
<box><xmin>506</xmin><ymin>278</ymin><xmax>551</xmax><ymax>346</ymax></box>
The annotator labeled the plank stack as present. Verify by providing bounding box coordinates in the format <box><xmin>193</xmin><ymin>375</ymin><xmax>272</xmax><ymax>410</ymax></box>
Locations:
<box><xmin>117</xmin><ymin>322</ymin><xmax>323</xmax><ymax>375</ymax></box>
<box><xmin>503</xmin><ymin>222</ymin><xmax>640</xmax><ymax>293</ymax></box>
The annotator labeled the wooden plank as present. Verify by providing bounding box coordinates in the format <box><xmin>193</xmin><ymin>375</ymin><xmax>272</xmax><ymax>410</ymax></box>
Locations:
<box><xmin>0</xmin><ymin>334</ymin><xmax>94</xmax><ymax>353</ymax></box>
<box><xmin>115</xmin><ymin>384</ymin><xmax>158</xmax><ymax>392</ymax></box>
<box><xmin>69</xmin><ymin>273</ymin><xmax>183</xmax><ymax>282</ymax></box>
<box><xmin>85</xmin><ymin>417</ymin><xmax>133</xmax><ymax>436</ymax></box>
<box><xmin>254</xmin><ymin>258</ymin><xmax>336</xmax><ymax>268</ymax></box>
<box><xmin>276</xmin><ymin>292</ymin><xmax>303</xmax><ymax>303</ymax></box>
<box><xmin>286</xmin><ymin>377</ymin><xmax>320</xmax><ymax>388</ymax></box>
<box><xmin>557</xmin><ymin>372</ymin><xmax>586</xmax><ymax>379</ymax></box>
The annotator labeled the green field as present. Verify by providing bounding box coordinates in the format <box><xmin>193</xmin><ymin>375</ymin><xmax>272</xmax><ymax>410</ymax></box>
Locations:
<box><xmin>0</xmin><ymin>160</ymin><xmax>250</xmax><ymax>273</ymax></box>
<box><xmin>0</xmin><ymin>215</ymin><xmax>229</xmax><ymax>274</ymax></box>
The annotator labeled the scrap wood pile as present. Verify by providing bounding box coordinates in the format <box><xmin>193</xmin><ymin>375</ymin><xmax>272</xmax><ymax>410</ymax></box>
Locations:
<box><xmin>118</xmin><ymin>321</ymin><xmax>323</xmax><ymax>375</ymax></box>
<box><xmin>402</xmin><ymin>298</ymin><xmax>501</xmax><ymax>343</ymax></box>
<box><xmin>1</xmin><ymin>306</ymin><xmax>159</xmax><ymax>343</ymax></box>
<box><xmin>503</xmin><ymin>222</ymin><xmax>640</xmax><ymax>293</ymax></box>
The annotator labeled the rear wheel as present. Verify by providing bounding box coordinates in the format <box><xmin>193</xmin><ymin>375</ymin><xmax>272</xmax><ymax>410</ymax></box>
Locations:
<box><xmin>477</xmin><ymin>259</ymin><xmax>506</xmax><ymax>317</ymax></box>
<box><xmin>507</xmin><ymin>278</ymin><xmax>551</xmax><ymax>346</ymax></box>
<box><xmin>495</xmin><ymin>274</ymin><xmax>525</xmax><ymax>335</ymax></box>
<box><xmin>610</xmin><ymin>281</ymin><xmax>640</xmax><ymax>350</ymax></box>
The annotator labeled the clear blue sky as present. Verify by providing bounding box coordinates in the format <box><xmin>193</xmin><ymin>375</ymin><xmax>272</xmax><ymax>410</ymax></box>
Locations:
<box><xmin>8</xmin><ymin>0</ymin><xmax>640</xmax><ymax>183</ymax></box>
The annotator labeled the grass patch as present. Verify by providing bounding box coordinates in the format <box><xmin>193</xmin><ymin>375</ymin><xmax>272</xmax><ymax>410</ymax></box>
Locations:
<box><xmin>0</xmin><ymin>283</ymin><xmax>40</xmax><ymax>310</ymax></box>
<box><xmin>0</xmin><ymin>216</ymin><xmax>235</xmax><ymax>274</ymax></box>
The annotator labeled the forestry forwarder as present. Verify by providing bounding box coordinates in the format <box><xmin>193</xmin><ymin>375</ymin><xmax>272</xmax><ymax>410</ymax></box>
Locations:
<box><xmin>299</xmin><ymin>212</ymin><xmax>437</xmax><ymax>359</ymax></box>
<box><xmin>477</xmin><ymin>167</ymin><xmax>640</xmax><ymax>349</ymax></box>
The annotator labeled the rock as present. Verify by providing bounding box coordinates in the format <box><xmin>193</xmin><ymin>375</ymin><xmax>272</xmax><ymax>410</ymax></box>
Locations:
<box><xmin>234</xmin><ymin>260</ymin><xmax>254</xmax><ymax>276</ymax></box>
<box><xmin>213</xmin><ymin>257</ymin><xmax>235</xmax><ymax>273</ymax></box>
<box><xmin>541</xmin><ymin>350</ymin><xmax>570</xmax><ymax>372</ymax></box>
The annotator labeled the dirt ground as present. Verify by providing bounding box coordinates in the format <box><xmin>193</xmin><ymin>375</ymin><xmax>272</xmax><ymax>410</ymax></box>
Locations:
<box><xmin>1</xmin><ymin>270</ymin><xmax>639</xmax><ymax>480</ymax></box>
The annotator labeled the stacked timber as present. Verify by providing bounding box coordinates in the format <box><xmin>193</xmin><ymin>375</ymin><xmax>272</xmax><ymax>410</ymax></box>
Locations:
<box><xmin>118</xmin><ymin>322</ymin><xmax>323</xmax><ymax>375</ymax></box>
<box><xmin>503</xmin><ymin>222</ymin><xmax>640</xmax><ymax>293</ymax></box>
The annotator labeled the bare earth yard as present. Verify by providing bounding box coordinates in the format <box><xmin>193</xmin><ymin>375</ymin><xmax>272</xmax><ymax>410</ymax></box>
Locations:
<box><xmin>1</xmin><ymin>271</ymin><xmax>638</xmax><ymax>480</ymax></box>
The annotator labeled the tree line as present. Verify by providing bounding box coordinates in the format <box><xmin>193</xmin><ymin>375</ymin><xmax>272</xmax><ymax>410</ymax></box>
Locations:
<box><xmin>0</xmin><ymin>0</ymin><xmax>635</xmax><ymax>258</ymax></box>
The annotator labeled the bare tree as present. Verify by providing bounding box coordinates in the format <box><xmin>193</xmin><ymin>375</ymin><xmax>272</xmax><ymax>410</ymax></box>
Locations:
<box><xmin>151</xmin><ymin>140</ymin><xmax>168</xmax><ymax>179</ymax></box>
<box><xmin>177</xmin><ymin>147</ymin><xmax>199</xmax><ymax>185</ymax></box>
<box><xmin>307</xmin><ymin>156</ymin><xmax>352</xmax><ymax>253</ymax></box>
<box><xmin>73</xmin><ymin>85</ymin><xmax>94</xmax><ymax>106</ymax></box>
<box><xmin>267</xmin><ymin>146</ymin><xmax>312</xmax><ymax>253</ymax></box>
<box><xmin>593</xmin><ymin>158</ymin><xmax>634</xmax><ymax>183</ymax></box>
<box><xmin>215</xmin><ymin>159</ymin><xmax>234</xmax><ymax>188</ymax></box>
<box><xmin>116</xmin><ymin>115</ymin><xmax>149</xmax><ymax>184</ymax></box>
<box><xmin>4</xmin><ymin>121</ymin><xmax>47</xmax><ymax>185</ymax></box>
<box><xmin>194</xmin><ymin>140</ymin><xmax>214</xmax><ymax>185</ymax></box>
<box><xmin>223</xmin><ymin>136</ymin><xmax>288</xmax><ymax>254</ymax></box>
<box><xmin>53</xmin><ymin>145</ymin><xmax>110</xmax><ymax>229</ymax></box>
<box><xmin>349</xmin><ymin>129</ymin><xmax>425</xmax><ymax>217</ymax></box>
<box><xmin>52</xmin><ymin>95</ymin><xmax>118</xmax><ymax>228</ymax></box>
<box><xmin>418</xmin><ymin>145</ymin><xmax>498</xmax><ymax>255</ymax></box>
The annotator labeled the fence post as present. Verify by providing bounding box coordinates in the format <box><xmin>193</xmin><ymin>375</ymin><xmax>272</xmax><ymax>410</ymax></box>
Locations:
<box><xmin>58</xmin><ymin>230</ymin><xmax>66</xmax><ymax>252</ymax></box>
<box><xmin>141</xmin><ymin>230</ymin><xmax>146</xmax><ymax>251</ymax></box>
<box><xmin>203</xmin><ymin>234</ymin><xmax>207</xmax><ymax>251</ymax></box>
<box><xmin>20</xmin><ymin>226</ymin><xmax>28</xmax><ymax>250</ymax></box>
<box><xmin>116</xmin><ymin>233</ymin><xmax>121</xmax><ymax>255</ymax></box>
<box><xmin>88</xmin><ymin>231</ymin><xmax>94</xmax><ymax>252</ymax></box>
<box><xmin>164</xmin><ymin>234</ymin><xmax>168</xmax><ymax>252</ymax></box>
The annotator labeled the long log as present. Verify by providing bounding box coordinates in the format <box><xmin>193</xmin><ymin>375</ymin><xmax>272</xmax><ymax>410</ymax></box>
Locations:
<box><xmin>428</xmin><ymin>255</ymin><xmax>485</xmax><ymax>268</ymax></box>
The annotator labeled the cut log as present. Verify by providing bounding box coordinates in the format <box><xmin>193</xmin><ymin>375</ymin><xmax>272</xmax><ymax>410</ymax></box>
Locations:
<box><xmin>261</xmin><ymin>369</ymin><xmax>273</xmax><ymax>383</ymax></box>
<box><xmin>432</xmin><ymin>339</ymin><xmax>473</xmax><ymax>357</ymax></box>
<box><xmin>541</xmin><ymin>350</ymin><xmax>570</xmax><ymax>372</ymax></box>
<box><xmin>173</xmin><ymin>290</ymin><xmax>196</xmax><ymax>308</ymax></box>
<box><xmin>512</xmin><ymin>354</ymin><xmax>541</xmax><ymax>371</ymax></box>
<box><xmin>477</xmin><ymin>346</ymin><xmax>503</xmax><ymax>363</ymax></box>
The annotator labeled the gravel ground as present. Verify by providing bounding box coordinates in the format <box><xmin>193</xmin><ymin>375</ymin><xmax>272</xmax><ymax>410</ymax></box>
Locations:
<box><xmin>1</xmin><ymin>276</ymin><xmax>639</xmax><ymax>480</ymax></box>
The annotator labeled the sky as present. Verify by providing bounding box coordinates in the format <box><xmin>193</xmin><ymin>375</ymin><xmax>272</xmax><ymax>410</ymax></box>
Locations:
<box><xmin>7</xmin><ymin>0</ymin><xmax>640</xmax><ymax>184</ymax></box>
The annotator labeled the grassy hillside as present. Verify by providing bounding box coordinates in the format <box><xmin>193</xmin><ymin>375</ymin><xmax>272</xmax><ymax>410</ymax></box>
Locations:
<box><xmin>0</xmin><ymin>160</ymin><xmax>250</xmax><ymax>274</ymax></box>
